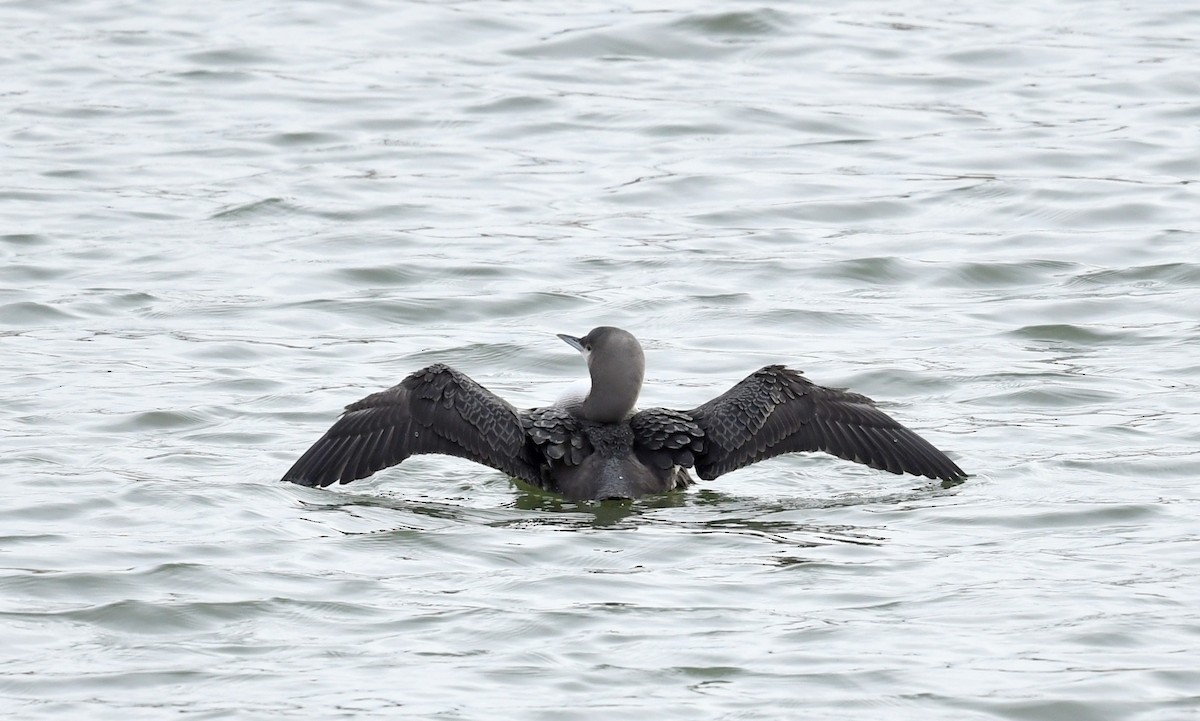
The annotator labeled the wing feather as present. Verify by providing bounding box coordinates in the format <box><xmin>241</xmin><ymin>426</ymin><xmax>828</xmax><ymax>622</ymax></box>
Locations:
<box><xmin>629</xmin><ymin>408</ymin><xmax>705</xmax><ymax>472</ymax></box>
<box><xmin>283</xmin><ymin>364</ymin><xmax>540</xmax><ymax>487</ymax></box>
<box><xmin>687</xmin><ymin>365</ymin><xmax>966</xmax><ymax>483</ymax></box>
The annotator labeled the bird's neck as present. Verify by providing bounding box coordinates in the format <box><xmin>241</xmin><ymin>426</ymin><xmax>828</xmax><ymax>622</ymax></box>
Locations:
<box><xmin>581</xmin><ymin>363</ymin><xmax>642</xmax><ymax>423</ymax></box>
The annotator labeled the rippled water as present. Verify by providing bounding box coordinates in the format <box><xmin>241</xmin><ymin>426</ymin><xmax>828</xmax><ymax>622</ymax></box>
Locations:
<box><xmin>4</xmin><ymin>1</ymin><xmax>1199</xmax><ymax>719</ymax></box>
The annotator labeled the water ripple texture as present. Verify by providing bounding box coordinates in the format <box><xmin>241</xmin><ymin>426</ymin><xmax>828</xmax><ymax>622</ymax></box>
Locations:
<box><xmin>3</xmin><ymin>2</ymin><xmax>1198</xmax><ymax>720</ymax></box>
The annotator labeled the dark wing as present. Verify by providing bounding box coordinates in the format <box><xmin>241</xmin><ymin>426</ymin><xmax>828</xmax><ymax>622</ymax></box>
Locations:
<box><xmin>629</xmin><ymin>407</ymin><xmax>705</xmax><ymax>471</ymax></box>
<box><xmin>282</xmin><ymin>364</ymin><xmax>540</xmax><ymax>487</ymax></box>
<box><xmin>686</xmin><ymin>365</ymin><xmax>966</xmax><ymax>483</ymax></box>
<box><xmin>522</xmin><ymin>406</ymin><xmax>588</xmax><ymax>467</ymax></box>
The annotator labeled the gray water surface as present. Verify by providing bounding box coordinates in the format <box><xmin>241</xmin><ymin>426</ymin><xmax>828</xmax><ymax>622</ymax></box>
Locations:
<box><xmin>3</xmin><ymin>1</ymin><xmax>1199</xmax><ymax>719</ymax></box>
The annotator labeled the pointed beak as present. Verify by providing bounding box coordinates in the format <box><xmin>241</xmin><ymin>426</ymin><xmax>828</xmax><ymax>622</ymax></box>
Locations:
<box><xmin>557</xmin><ymin>333</ymin><xmax>585</xmax><ymax>352</ymax></box>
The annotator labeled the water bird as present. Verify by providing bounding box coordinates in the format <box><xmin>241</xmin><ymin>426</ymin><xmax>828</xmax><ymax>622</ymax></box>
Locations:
<box><xmin>283</xmin><ymin>327</ymin><xmax>966</xmax><ymax>500</ymax></box>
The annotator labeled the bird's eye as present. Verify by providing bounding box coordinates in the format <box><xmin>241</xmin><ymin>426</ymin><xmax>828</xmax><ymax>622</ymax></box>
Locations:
<box><xmin>585</xmin><ymin>344</ymin><xmax>592</xmax><ymax>351</ymax></box>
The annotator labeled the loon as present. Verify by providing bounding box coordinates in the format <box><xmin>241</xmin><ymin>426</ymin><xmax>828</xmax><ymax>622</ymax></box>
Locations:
<box><xmin>282</xmin><ymin>327</ymin><xmax>966</xmax><ymax>500</ymax></box>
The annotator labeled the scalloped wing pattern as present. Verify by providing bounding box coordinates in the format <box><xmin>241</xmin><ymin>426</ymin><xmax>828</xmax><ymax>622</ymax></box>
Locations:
<box><xmin>283</xmin><ymin>364</ymin><xmax>540</xmax><ymax>487</ymax></box>
<box><xmin>686</xmin><ymin>365</ymin><xmax>966</xmax><ymax>483</ymax></box>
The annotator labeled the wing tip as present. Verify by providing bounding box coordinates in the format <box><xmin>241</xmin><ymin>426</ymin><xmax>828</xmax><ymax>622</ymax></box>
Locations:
<box><xmin>281</xmin><ymin>473</ymin><xmax>323</xmax><ymax>487</ymax></box>
<box><xmin>281</xmin><ymin>461</ymin><xmax>338</xmax><ymax>488</ymax></box>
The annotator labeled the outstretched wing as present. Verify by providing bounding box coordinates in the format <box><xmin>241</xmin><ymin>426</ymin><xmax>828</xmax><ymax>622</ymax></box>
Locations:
<box><xmin>282</xmin><ymin>364</ymin><xmax>540</xmax><ymax>487</ymax></box>
<box><xmin>686</xmin><ymin>365</ymin><xmax>966</xmax><ymax>483</ymax></box>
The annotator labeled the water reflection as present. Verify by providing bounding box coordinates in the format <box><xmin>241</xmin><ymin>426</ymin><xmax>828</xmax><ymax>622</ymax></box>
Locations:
<box><xmin>289</xmin><ymin>471</ymin><xmax>962</xmax><ymax>538</ymax></box>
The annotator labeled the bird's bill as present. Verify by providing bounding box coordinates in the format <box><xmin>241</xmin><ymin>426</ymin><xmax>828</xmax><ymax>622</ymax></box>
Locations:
<box><xmin>557</xmin><ymin>333</ymin><xmax>586</xmax><ymax>352</ymax></box>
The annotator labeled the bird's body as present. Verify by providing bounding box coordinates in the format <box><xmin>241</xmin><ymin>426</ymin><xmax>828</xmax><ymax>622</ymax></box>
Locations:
<box><xmin>544</xmin><ymin>420</ymin><xmax>693</xmax><ymax>501</ymax></box>
<box><xmin>283</xmin><ymin>327</ymin><xmax>966</xmax><ymax>500</ymax></box>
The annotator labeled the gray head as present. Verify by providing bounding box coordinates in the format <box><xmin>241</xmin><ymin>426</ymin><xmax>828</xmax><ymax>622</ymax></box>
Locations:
<box><xmin>557</xmin><ymin>326</ymin><xmax>645</xmax><ymax>423</ymax></box>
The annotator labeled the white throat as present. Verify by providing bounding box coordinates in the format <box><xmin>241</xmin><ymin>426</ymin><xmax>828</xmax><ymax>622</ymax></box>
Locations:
<box><xmin>554</xmin><ymin>378</ymin><xmax>590</xmax><ymax>409</ymax></box>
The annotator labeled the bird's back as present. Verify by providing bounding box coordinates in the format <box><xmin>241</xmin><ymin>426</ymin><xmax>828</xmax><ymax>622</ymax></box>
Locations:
<box><xmin>542</xmin><ymin>420</ymin><xmax>691</xmax><ymax>500</ymax></box>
